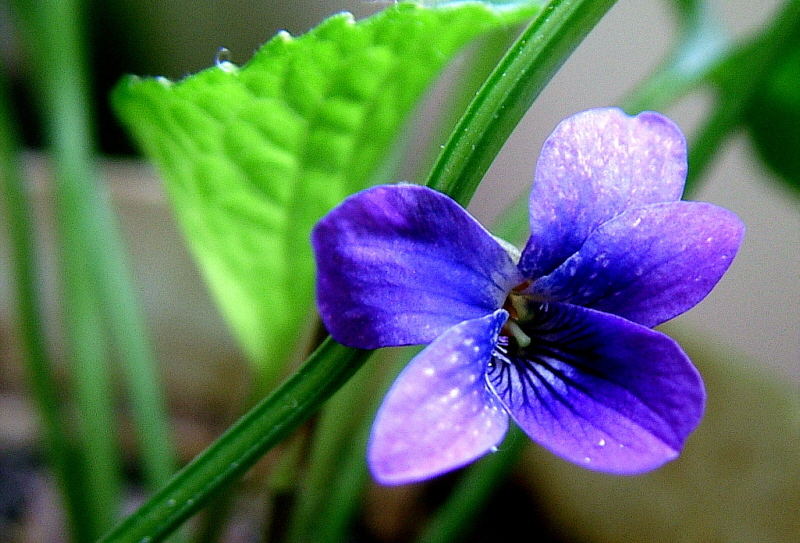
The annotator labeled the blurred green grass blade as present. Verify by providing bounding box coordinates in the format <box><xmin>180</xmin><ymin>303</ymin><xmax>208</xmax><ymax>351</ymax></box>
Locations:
<box><xmin>112</xmin><ymin>1</ymin><xmax>542</xmax><ymax>383</ymax></box>
<box><xmin>63</xmin><ymin>245</ymin><xmax>122</xmax><ymax>536</ymax></box>
<box><xmin>9</xmin><ymin>0</ymin><xmax>178</xmax><ymax>510</ymax></box>
<box><xmin>284</xmin><ymin>348</ymin><xmax>409</xmax><ymax>543</ymax></box>
<box><xmin>0</xmin><ymin>70</ymin><xmax>93</xmax><ymax>543</ymax></box>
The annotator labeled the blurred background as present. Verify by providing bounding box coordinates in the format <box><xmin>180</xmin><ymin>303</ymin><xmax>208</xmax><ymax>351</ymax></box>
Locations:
<box><xmin>0</xmin><ymin>1</ymin><xmax>797</xmax><ymax>542</ymax></box>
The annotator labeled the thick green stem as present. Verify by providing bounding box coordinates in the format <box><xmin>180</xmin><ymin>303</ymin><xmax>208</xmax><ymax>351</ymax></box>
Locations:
<box><xmin>10</xmin><ymin>0</ymin><xmax>178</xmax><ymax>498</ymax></box>
<box><xmin>426</xmin><ymin>0</ymin><xmax>619</xmax><ymax>204</ymax></box>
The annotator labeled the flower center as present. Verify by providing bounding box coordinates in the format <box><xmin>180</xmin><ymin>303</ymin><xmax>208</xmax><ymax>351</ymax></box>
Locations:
<box><xmin>497</xmin><ymin>281</ymin><xmax>535</xmax><ymax>360</ymax></box>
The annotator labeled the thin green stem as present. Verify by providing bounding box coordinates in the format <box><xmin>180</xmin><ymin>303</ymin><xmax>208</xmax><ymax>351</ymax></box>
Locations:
<box><xmin>63</xmin><ymin>242</ymin><xmax>122</xmax><ymax>536</ymax></box>
<box><xmin>9</xmin><ymin>0</ymin><xmax>123</xmax><ymax>535</ymax></box>
<box><xmin>426</xmin><ymin>0</ymin><xmax>619</xmax><ymax>205</ymax></box>
<box><xmin>100</xmin><ymin>1</ymin><xmax>623</xmax><ymax>541</ymax></box>
<box><xmin>0</xmin><ymin>71</ymin><xmax>92</xmax><ymax>543</ymax></box>
<box><xmin>10</xmin><ymin>0</ymin><xmax>179</xmax><ymax>496</ymax></box>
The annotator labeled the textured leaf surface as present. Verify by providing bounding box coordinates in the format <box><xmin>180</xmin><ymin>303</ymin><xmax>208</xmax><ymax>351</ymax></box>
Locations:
<box><xmin>113</xmin><ymin>1</ymin><xmax>540</xmax><ymax>376</ymax></box>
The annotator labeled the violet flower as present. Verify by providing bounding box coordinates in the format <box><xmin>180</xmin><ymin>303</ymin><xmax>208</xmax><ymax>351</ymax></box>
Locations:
<box><xmin>312</xmin><ymin>108</ymin><xmax>744</xmax><ymax>485</ymax></box>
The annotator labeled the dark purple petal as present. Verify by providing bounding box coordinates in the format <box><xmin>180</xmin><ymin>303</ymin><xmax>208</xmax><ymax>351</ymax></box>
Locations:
<box><xmin>520</xmin><ymin>108</ymin><xmax>687</xmax><ymax>278</ymax></box>
<box><xmin>486</xmin><ymin>303</ymin><xmax>704</xmax><ymax>474</ymax></box>
<box><xmin>313</xmin><ymin>184</ymin><xmax>522</xmax><ymax>349</ymax></box>
<box><xmin>526</xmin><ymin>201</ymin><xmax>744</xmax><ymax>327</ymax></box>
<box><xmin>368</xmin><ymin>310</ymin><xmax>510</xmax><ymax>485</ymax></box>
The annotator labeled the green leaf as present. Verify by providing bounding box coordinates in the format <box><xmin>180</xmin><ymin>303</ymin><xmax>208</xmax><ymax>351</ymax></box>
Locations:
<box><xmin>744</xmin><ymin>38</ymin><xmax>800</xmax><ymax>195</ymax></box>
<box><xmin>113</xmin><ymin>1</ymin><xmax>541</xmax><ymax>379</ymax></box>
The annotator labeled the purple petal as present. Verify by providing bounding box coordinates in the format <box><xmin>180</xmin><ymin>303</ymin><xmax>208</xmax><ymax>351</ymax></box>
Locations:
<box><xmin>368</xmin><ymin>310</ymin><xmax>510</xmax><ymax>485</ymax></box>
<box><xmin>527</xmin><ymin>201</ymin><xmax>744</xmax><ymax>327</ymax></box>
<box><xmin>520</xmin><ymin>108</ymin><xmax>687</xmax><ymax>278</ymax></box>
<box><xmin>313</xmin><ymin>184</ymin><xmax>522</xmax><ymax>349</ymax></box>
<box><xmin>486</xmin><ymin>303</ymin><xmax>704</xmax><ymax>474</ymax></box>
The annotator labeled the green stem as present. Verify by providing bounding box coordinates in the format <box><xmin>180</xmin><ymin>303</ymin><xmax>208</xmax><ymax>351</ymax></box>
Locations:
<box><xmin>63</xmin><ymin>241</ymin><xmax>122</xmax><ymax>536</ymax></box>
<box><xmin>426</xmin><ymin>0</ymin><xmax>619</xmax><ymax>204</ymax></box>
<box><xmin>100</xmin><ymin>1</ymin><xmax>622</xmax><ymax>541</ymax></box>
<box><xmin>0</xmin><ymin>72</ymin><xmax>92</xmax><ymax>543</ymax></box>
<box><xmin>10</xmin><ymin>0</ymin><xmax>178</xmax><ymax>495</ymax></box>
<box><xmin>99</xmin><ymin>340</ymin><xmax>372</xmax><ymax>543</ymax></box>
<box><xmin>9</xmin><ymin>1</ymin><xmax>123</xmax><ymax>535</ymax></box>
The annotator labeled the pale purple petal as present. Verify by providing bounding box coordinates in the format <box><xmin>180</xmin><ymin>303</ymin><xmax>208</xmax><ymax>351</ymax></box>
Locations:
<box><xmin>368</xmin><ymin>310</ymin><xmax>510</xmax><ymax>485</ymax></box>
<box><xmin>313</xmin><ymin>185</ymin><xmax>522</xmax><ymax>349</ymax></box>
<box><xmin>519</xmin><ymin>108</ymin><xmax>687</xmax><ymax>278</ymax></box>
<box><xmin>486</xmin><ymin>303</ymin><xmax>704</xmax><ymax>474</ymax></box>
<box><xmin>526</xmin><ymin>202</ymin><xmax>744</xmax><ymax>327</ymax></box>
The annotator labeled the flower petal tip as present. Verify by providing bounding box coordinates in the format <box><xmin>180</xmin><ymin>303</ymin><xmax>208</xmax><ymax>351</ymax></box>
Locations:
<box><xmin>366</xmin><ymin>311</ymin><xmax>510</xmax><ymax>485</ymax></box>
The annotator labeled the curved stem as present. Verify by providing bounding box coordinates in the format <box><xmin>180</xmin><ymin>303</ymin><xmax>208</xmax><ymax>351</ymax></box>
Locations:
<box><xmin>10</xmin><ymin>0</ymin><xmax>179</xmax><ymax>497</ymax></box>
<box><xmin>426</xmin><ymin>0</ymin><xmax>619</xmax><ymax>205</ymax></box>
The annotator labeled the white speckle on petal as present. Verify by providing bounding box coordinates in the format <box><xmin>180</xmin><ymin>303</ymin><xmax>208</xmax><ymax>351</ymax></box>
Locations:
<box><xmin>598</xmin><ymin>439</ymin><xmax>606</xmax><ymax>447</ymax></box>
<box><xmin>423</xmin><ymin>367</ymin><xmax>435</xmax><ymax>377</ymax></box>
